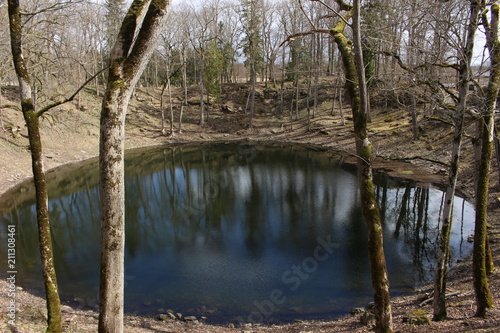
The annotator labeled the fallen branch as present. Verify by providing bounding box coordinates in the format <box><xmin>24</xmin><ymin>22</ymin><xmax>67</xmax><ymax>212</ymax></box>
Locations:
<box><xmin>424</xmin><ymin>115</ymin><xmax>455</xmax><ymax>127</ymax></box>
<box><xmin>381</xmin><ymin>155</ymin><xmax>450</xmax><ymax>167</ymax></box>
<box><xmin>419</xmin><ymin>291</ymin><xmax>461</xmax><ymax>307</ymax></box>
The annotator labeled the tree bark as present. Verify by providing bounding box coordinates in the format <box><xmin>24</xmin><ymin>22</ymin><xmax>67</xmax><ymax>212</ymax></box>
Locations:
<box><xmin>249</xmin><ymin>60</ymin><xmax>256</xmax><ymax>129</ymax></box>
<box><xmin>199</xmin><ymin>53</ymin><xmax>205</xmax><ymax>126</ymax></box>
<box><xmin>98</xmin><ymin>1</ymin><xmax>171</xmax><ymax>332</ymax></box>
<box><xmin>8</xmin><ymin>1</ymin><xmax>62</xmax><ymax>332</ymax></box>
<box><xmin>433</xmin><ymin>0</ymin><xmax>482</xmax><ymax>321</ymax></box>
<box><xmin>472</xmin><ymin>0</ymin><xmax>499</xmax><ymax>317</ymax></box>
<box><xmin>494</xmin><ymin>126</ymin><xmax>500</xmax><ymax>187</ymax></box>
<box><xmin>331</xmin><ymin>1</ymin><xmax>393</xmax><ymax>331</ymax></box>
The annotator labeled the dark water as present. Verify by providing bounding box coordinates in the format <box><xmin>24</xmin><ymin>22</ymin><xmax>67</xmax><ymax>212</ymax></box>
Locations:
<box><xmin>0</xmin><ymin>143</ymin><xmax>474</xmax><ymax>324</ymax></box>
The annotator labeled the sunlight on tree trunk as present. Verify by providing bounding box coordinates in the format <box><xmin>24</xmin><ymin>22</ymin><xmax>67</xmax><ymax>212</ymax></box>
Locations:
<box><xmin>7</xmin><ymin>1</ymin><xmax>62</xmax><ymax>331</ymax></box>
<box><xmin>330</xmin><ymin>0</ymin><xmax>393</xmax><ymax>331</ymax></box>
<box><xmin>98</xmin><ymin>1</ymin><xmax>171</xmax><ymax>332</ymax></box>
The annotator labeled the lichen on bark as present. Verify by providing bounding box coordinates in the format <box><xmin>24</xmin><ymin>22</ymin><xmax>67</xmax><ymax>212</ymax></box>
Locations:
<box><xmin>329</xmin><ymin>1</ymin><xmax>393</xmax><ymax>331</ymax></box>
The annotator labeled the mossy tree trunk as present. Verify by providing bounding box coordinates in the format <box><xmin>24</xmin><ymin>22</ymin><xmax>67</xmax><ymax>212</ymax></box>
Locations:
<box><xmin>98</xmin><ymin>1</ymin><xmax>171</xmax><ymax>332</ymax></box>
<box><xmin>7</xmin><ymin>1</ymin><xmax>62</xmax><ymax>332</ymax></box>
<box><xmin>433</xmin><ymin>0</ymin><xmax>483</xmax><ymax>321</ymax></box>
<box><xmin>473</xmin><ymin>0</ymin><xmax>499</xmax><ymax>318</ymax></box>
<box><xmin>331</xmin><ymin>1</ymin><xmax>393</xmax><ymax>331</ymax></box>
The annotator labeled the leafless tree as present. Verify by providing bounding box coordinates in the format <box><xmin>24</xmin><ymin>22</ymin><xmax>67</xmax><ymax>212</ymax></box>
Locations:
<box><xmin>98</xmin><ymin>1</ymin><xmax>171</xmax><ymax>332</ymax></box>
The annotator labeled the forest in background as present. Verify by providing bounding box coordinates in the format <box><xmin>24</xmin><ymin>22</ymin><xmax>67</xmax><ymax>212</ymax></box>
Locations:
<box><xmin>0</xmin><ymin>0</ymin><xmax>493</xmax><ymax>128</ymax></box>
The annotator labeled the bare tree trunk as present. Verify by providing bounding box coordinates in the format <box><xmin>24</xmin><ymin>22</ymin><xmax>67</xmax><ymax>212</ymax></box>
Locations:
<box><xmin>182</xmin><ymin>46</ymin><xmax>188</xmax><ymax>105</ymax></box>
<box><xmin>160</xmin><ymin>76</ymin><xmax>168</xmax><ymax>135</ymax></box>
<box><xmin>289</xmin><ymin>87</ymin><xmax>294</xmax><ymax>131</ymax></box>
<box><xmin>306</xmin><ymin>76</ymin><xmax>311</xmax><ymax>131</ymax></box>
<box><xmin>295</xmin><ymin>79</ymin><xmax>299</xmax><ymax>120</ymax></box>
<box><xmin>410</xmin><ymin>84</ymin><xmax>418</xmax><ymax>139</ymax></box>
<box><xmin>98</xmin><ymin>1</ymin><xmax>171</xmax><ymax>332</ymax></box>
<box><xmin>77</xmin><ymin>65</ymin><xmax>82</xmax><ymax>110</ymax></box>
<box><xmin>249</xmin><ymin>60</ymin><xmax>256</xmax><ymax>129</ymax></box>
<box><xmin>331</xmin><ymin>84</ymin><xmax>336</xmax><ymax>116</ymax></box>
<box><xmin>339</xmin><ymin>84</ymin><xmax>345</xmax><ymax>126</ymax></box>
<box><xmin>473</xmin><ymin>0</ymin><xmax>499</xmax><ymax>318</ymax></box>
<box><xmin>168</xmin><ymin>71</ymin><xmax>174</xmax><ymax>136</ymax></box>
<box><xmin>178</xmin><ymin>104</ymin><xmax>184</xmax><ymax>134</ymax></box>
<box><xmin>0</xmin><ymin>85</ymin><xmax>4</xmax><ymax>132</ymax></box>
<box><xmin>313</xmin><ymin>67</ymin><xmax>318</xmax><ymax>119</ymax></box>
<box><xmin>199</xmin><ymin>53</ymin><xmax>205</xmax><ymax>126</ymax></box>
<box><xmin>160</xmin><ymin>53</ymin><xmax>174</xmax><ymax>136</ymax></box>
<box><xmin>332</xmin><ymin>1</ymin><xmax>393</xmax><ymax>331</ymax></box>
<box><xmin>494</xmin><ymin>126</ymin><xmax>500</xmax><ymax>187</ymax></box>
<box><xmin>8</xmin><ymin>1</ymin><xmax>62</xmax><ymax>332</ymax></box>
<box><xmin>433</xmin><ymin>0</ymin><xmax>482</xmax><ymax>320</ymax></box>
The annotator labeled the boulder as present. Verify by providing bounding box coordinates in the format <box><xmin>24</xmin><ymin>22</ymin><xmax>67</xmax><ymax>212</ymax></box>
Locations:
<box><xmin>184</xmin><ymin>315</ymin><xmax>198</xmax><ymax>323</ymax></box>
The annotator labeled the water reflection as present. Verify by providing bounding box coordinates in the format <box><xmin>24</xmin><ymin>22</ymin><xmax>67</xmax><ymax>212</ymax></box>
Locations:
<box><xmin>0</xmin><ymin>144</ymin><xmax>474</xmax><ymax>323</ymax></box>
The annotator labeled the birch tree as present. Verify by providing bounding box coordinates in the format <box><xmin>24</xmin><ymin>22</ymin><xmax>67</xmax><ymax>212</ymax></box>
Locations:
<box><xmin>98</xmin><ymin>1</ymin><xmax>171</xmax><ymax>332</ymax></box>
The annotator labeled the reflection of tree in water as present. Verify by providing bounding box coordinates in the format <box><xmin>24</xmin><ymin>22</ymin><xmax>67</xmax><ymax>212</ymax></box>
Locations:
<box><xmin>0</xmin><ymin>144</ymin><xmax>475</xmax><ymax>316</ymax></box>
<box><xmin>376</xmin><ymin>179</ymin><xmax>470</xmax><ymax>283</ymax></box>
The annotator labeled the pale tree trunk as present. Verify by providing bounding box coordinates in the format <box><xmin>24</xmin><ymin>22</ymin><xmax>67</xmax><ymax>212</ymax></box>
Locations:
<box><xmin>178</xmin><ymin>104</ymin><xmax>184</xmax><ymax>134</ymax></box>
<box><xmin>410</xmin><ymin>83</ymin><xmax>418</xmax><ymax>139</ymax></box>
<box><xmin>494</xmin><ymin>126</ymin><xmax>500</xmax><ymax>187</ymax></box>
<box><xmin>168</xmin><ymin>68</ymin><xmax>174</xmax><ymax>136</ymax></box>
<box><xmin>473</xmin><ymin>0</ymin><xmax>499</xmax><ymax>317</ymax></box>
<box><xmin>77</xmin><ymin>65</ymin><xmax>82</xmax><ymax>110</ymax></box>
<box><xmin>306</xmin><ymin>73</ymin><xmax>311</xmax><ymax>131</ymax></box>
<box><xmin>433</xmin><ymin>0</ymin><xmax>482</xmax><ymax>320</ymax></box>
<box><xmin>280</xmin><ymin>49</ymin><xmax>285</xmax><ymax>117</ymax></box>
<box><xmin>339</xmin><ymin>84</ymin><xmax>345</xmax><ymax>126</ymax></box>
<box><xmin>249</xmin><ymin>60</ymin><xmax>256</xmax><ymax>129</ymax></box>
<box><xmin>160</xmin><ymin>78</ymin><xmax>167</xmax><ymax>135</ymax></box>
<box><xmin>313</xmin><ymin>67</ymin><xmax>318</xmax><ymax>118</ymax></box>
<box><xmin>159</xmin><ymin>56</ymin><xmax>174</xmax><ymax>136</ymax></box>
<box><xmin>295</xmin><ymin>79</ymin><xmax>299</xmax><ymax>120</ymax></box>
<box><xmin>8</xmin><ymin>1</ymin><xmax>62</xmax><ymax>332</ymax></box>
<box><xmin>199</xmin><ymin>52</ymin><xmax>205</xmax><ymax>126</ymax></box>
<box><xmin>0</xmin><ymin>85</ymin><xmax>4</xmax><ymax>132</ymax></box>
<box><xmin>332</xmin><ymin>1</ymin><xmax>393</xmax><ymax>331</ymax></box>
<box><xmin>182</xmin><ymin>46</ymin><xmax>188</xmax><ymax>105</ymax></box>
<box><xmin>98</xmin><ymin>1</ymin><xmax>171</xmax><ymax>332</ymax></box>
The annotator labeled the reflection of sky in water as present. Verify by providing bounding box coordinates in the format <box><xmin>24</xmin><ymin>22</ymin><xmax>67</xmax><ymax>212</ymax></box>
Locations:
<box><xmin>0</xmin><ymin>145</ymin><xmax>475</xmax><ymax>324</ymax></box>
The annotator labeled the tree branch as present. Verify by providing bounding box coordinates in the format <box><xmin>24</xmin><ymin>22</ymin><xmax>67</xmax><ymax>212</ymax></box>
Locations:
<box><xmin>123</xmin><ymin>0</ymin><xmax>171</xmax><ymax>80</ymax></box>
<box><xmin>279</xmin><ymin>29</ymin><xmax>330</xmax><ymax>48</ymax></box>
<box><xmin>310</xmin><ymin>0</ymin><xmax>351</xmax><ymax>27</ymax></box>
<box><xmin>37</xmin><ymin>66</ymin><xmax>108</xmax><ymax>117</ymax></box>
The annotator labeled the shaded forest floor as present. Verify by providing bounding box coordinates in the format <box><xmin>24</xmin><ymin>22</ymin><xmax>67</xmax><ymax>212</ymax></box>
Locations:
<box><xmin>0</xmin><ymin>82</ymin><xmax>499</xmax><ymax>332</ymax></box>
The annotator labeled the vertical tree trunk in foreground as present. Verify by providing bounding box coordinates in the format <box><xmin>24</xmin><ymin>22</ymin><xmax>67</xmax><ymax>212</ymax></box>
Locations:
<box><xmin>473</xmin><ymin>0</ymin><xmax>498</xmax><ymax>317</ymax></box>
<box><xmin>8</xmin><ymin>1</ymin><xmax>62</xmax><ymax>331</ymax></box>
<box><xmin>331</xmin><ymin>1</ymin><xmax>393</xmax><ymax>331</ymax></box>
<box><xmin>99</xmin><ymin>1</ymin><xmax>171</xmax><ymax>332</ymax></box>
<box><xmin>433</xmin><ymin>0</ymin><xmax>482</xmax><ymax>320</ymax></box>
